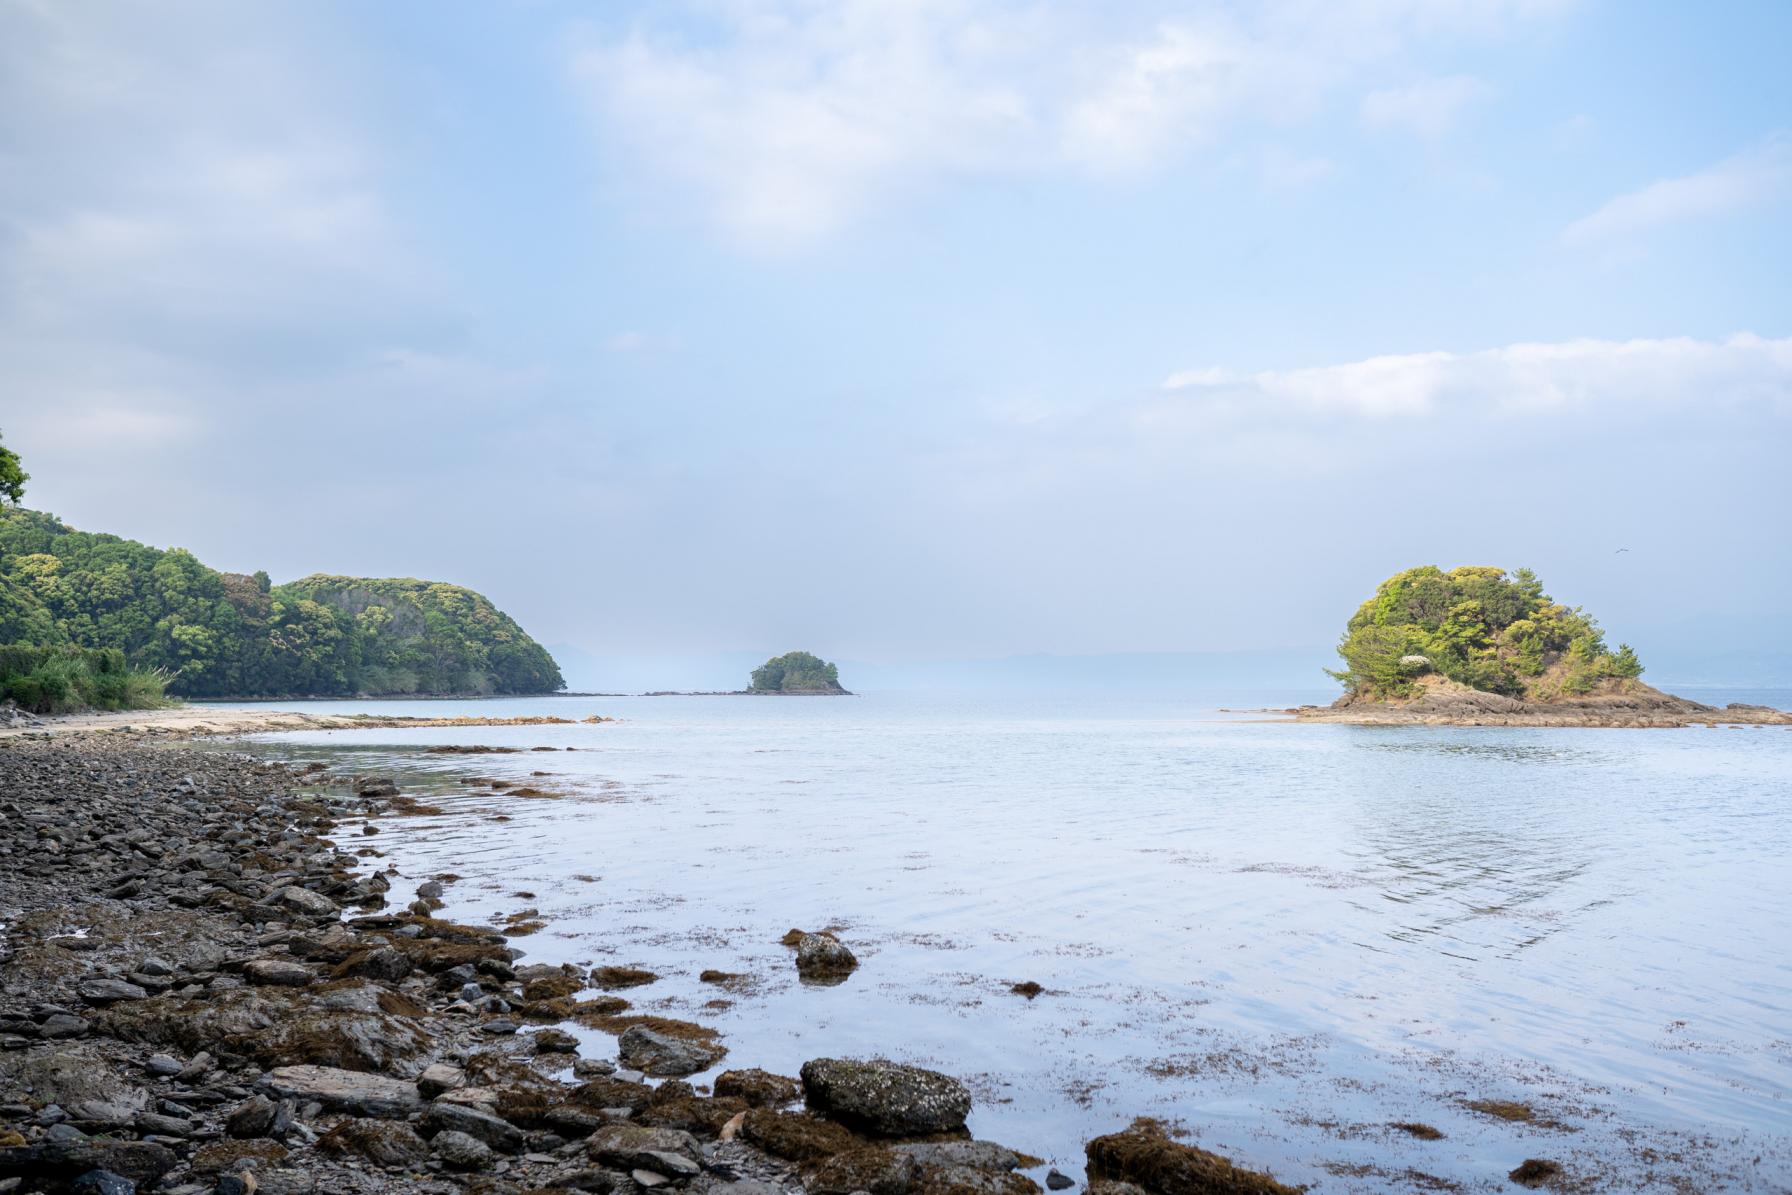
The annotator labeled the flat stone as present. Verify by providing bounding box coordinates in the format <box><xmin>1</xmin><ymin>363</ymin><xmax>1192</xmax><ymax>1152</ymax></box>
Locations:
<box><xmin>586</xmin><ymin>1123</ymin><xmax>703</xmax><ymax>1171</ymax></box>
<box><xmin>243</xmin><ymin>960</ymin><xmax>313</xmax><ymax>987</ymax></box>
<box><xmin>78</xmin><ymin>979</ymin><xmax>148</xmax><ymax>1005</ymax></box>
<box><xmin>260</xmin><ymin>1065</ymin><xmax>421</xmax><ymax>1119</ymax></box>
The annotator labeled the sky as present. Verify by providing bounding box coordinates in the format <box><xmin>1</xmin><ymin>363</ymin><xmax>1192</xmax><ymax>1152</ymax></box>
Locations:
<box><xmin>2</xmin><ymin>0</ymin><xmax>1789</xmax><ymax>687</ymax></box>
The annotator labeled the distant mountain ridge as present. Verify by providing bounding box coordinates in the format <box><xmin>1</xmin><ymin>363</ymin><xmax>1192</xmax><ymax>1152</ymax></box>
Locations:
<box><xmin>0</xmin><ymin>507</ymin><xmax>562</xmax><ymax>698</ymax></box>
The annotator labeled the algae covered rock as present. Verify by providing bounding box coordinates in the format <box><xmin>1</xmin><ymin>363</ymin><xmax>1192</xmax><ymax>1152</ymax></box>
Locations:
<box><xmin>795</xmin><ymin>933</ymin><xmax>859</xmax><ymax>979</ymax></box>
<box><xmin>1084</xmin><ymin>1119</ymin><xmax>1295</xmax><ymax>1195</ymax></box>
<box><xmin>619</xmin><ymin>1024</ymin><xmax>727</xmax><ymax>1077</ymax></box>
<box><xmin>799</xmin><ymin>1057</ymin><xmax>971</xmax><ymax>1136</ymax></box>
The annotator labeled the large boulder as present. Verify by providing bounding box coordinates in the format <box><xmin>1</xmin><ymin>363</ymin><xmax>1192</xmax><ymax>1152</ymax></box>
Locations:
<box><xmin>420</xmin><ymin>1101</ymin><xmax>526</xmax><ymax>1153</ymax></box>
<box><xmin>800</xmin><ymin>1058</ymin><xmax>971</xmax><ymax>1136</ymax></box>
<box><xmin>1084</xmin><ymin>1119</ymin><xmax>1296</xmax><ymax>1195</ymax></box>
<box><xmin>0</xmin><ymin>1046</ymin><xmax>147</xmax><ymax>1128</ymax></box>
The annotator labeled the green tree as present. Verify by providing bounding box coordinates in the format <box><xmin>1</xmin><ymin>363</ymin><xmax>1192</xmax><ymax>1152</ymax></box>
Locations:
<box><xmin>749</xmin><ymin>650</ymin><xmax>844</xmax><ymax>693</ymax></box>
<box><xmin>0</xmin><ymin>432</ymin><xmax>26</xmax><ymax>506</ymax></box>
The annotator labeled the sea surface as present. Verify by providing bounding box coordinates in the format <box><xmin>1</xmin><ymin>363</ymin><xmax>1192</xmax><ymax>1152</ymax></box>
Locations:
<box><xmin>216</xmin><ymin>690</ymin><xmax>1792</xmax><ymax>1192</ymax></box>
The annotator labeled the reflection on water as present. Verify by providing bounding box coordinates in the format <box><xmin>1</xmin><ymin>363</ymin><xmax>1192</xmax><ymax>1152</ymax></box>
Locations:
<box><xmin>233</xmin><ymin>692</ymin><xmax>1792</xmax><ymax>1193</ymax></box>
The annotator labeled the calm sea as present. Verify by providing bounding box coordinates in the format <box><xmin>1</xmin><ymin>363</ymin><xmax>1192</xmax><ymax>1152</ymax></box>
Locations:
<box><xmin>220</xmin><ymin>690</ymin><xmax>1792</xmax><ymax>1193</ymax></box>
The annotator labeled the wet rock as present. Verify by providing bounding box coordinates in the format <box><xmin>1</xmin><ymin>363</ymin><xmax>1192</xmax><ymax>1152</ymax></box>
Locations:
<box><xmin>637</xmin><ymin>1095</ymin><xmax>750</xmax><ymax>1136</ymax></box>
<box><xmin>590</xmin><ymin>966</ymin><xmax>659</xmax><ymax>990</ymax></box>
<box><xmin>433</xmin><ymin>1128</ymin><xmax>495</xmax><ymax>1170</ymax></box>
<box><xmin>739</xmin><ymin>1109</ymin><xmax>861</xmax><ymax>1162</ymax></box>
<box><xmin>1509</xmin><ymin>1159</ymin><xmax>1563</xmax><ymax>1187</ymax></box>
<box><xmin>534</xmin><ymin>1028</ymin><xmax>579</xmax><ymax>1055</ymax></box>
<box><xmin>573</xmin><ymin>1057</ymin><xmax>617</xmax><ymax>1079</ymax></box>
<box><xmin>1048</xmin><ymin>1169</ymin><xmax>1077</xmax><ymax>1189</ymax></box>
<box><xmin>353</xmin><ymin>776</ymin><xmax>400</xmax><ymax>797</ymax></box>
<box><xmin>807</xmin><ymin>1147</ymin><xmax>922</xmax><ymax>1195</ymax></box>
<box><xmin>421</xmin><ymin>1100</ymin><xmax>527</xmax><ymax>1152</ymax></box>
<box><xmin>618</xmin><ymin>1026</ymin><xmax>725</xmax><ymax>1078</ymax></box>
<box><xmin>800</xmin><ymin>1057</ymin><xmax>970</xmax><ymax>1136</ymax></box>
<box><xmin>260</xmin><ymin>1064</ymin><xmax>422</xmax><ymax>1118</ymax></box>
<box><xmin>586</xmin><ymin>1122</ymin><xmax>703</xmax><ymax>1172</ymax></box>
<box><xmin>331</xmin><ymin>945</ymin><xmax>412</xmax><ymax>981</ymax></box>
<box><xmin>713</xmin><ymin>1069</ymin><xmax>800</xmax><ymax>1109</ymax></box>
<box><xmin>243</xmin><ymin>960</ymin><xmax>313</xmax><ymax>987</ymax></box>
<box><xmin>317</xmin><ymin>1117</ymin><xmax>431</xmax><ymax>1167</ymax></box>
<box><xmin>794</xmin><ymin>934</ymin><xmax>857</xmax><ymax>979</ymax></box>
<box><xmin>1084</xmin><ymin>1119</ymin><xmax>1295</xmax><ymax>1195</ymax></box>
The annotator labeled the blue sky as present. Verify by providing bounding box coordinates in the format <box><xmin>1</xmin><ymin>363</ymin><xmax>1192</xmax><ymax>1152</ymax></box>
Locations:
<box><xmin>3</xmin><ymin>1</ymin><xmax>1789</xmax><ymax>682</ymax></box>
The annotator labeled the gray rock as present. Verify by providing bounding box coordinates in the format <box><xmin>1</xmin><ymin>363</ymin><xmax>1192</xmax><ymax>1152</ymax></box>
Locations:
<box><xmin>432</xmin><ymin>1128</ymin><xmax>493</xmax><ymax>1170</ymax></box>
<box><xmin>71</xmin><ymin>1171</ymin><xmax>135</xmax><ymax>1195</ymax></box>
<box><xmin>1047</xmin><ymin>1169</ymin><xmax>1076</xmax><ymax>1189</ymax></box>
<box><xmin>136</xmin><ymin>958</ymin><xmax>174</xmax><ymax>977</ymax></box>
<box><xmin>225</xmin><ymin>1094</ymin><xmax>278</xmax><ymax>1138</ymax></box>
<box><xmin>0</xmin><ymin>1140</ymin><xmax>176</xmax><ymax>1186</ymax></box>
<box><xmin>585</xmin><ymin>1123</ymin><xmax>703</xmax><ymax>1171</ymax></box>
<box><xmin>243</xmin><ymin>960</ymin><xmax>313</xmax><ymax>987</ymax></box>
<box><xmin>416</xmin><ymin>1063</ymin><xmax>465</xmax><ymax>1097</ymax></box>
<box><xmin>259</xmin><ymin>1065</ymin><xmax>421</xmax><ymax>1118</ymax></box>
<box><xmin>532</xmin><ymin>1028</ymin><xmax>579</xmax><ymax>1055</ymax></box>
<box><xmin>572</xmin><ymin>1057</ymin><xmax>617</xmax><ymax>1078</ymax></box>
<box><xmin>269</xmin><ymin>886</ymin><xmax>338</xmax><ymax>920</ymax></box>
<box><xmin>794</xmin><ymin>934</ymin><xmax>858</xmax><ymax>978</ymax></box>
<box><xmin>78</xmin><ymin>979</ymin><xmax>148</xmax><ymax>1005</ymax></box>
<box><xmin>617</xmin><ymin>1026</ymin><xmax>725</xmax><ymax>1078</ymax></box>
<box><xmin>40</xmin><ymin>1013</ymin><xmax>91</xmax><ymax>1038</ymax></box>
<box><xmin>421</xmin><ymin>1101</ymin><xmax>526</xmax><ymax>1153</ymax></box>
<box><xmin>144</xmin><ymin>1054</ymin><xmax>182</xmax><ymax>1078</ymax></box>
<box><xmin>893</xmin><ymin>1142</ymin><xmax>1031</xmax><ymax>1171</ymax></box>
<box><xmin>800</xmin><ymin>1057</ymin><xmax>972</xmax><ymax>1136</ymax></box>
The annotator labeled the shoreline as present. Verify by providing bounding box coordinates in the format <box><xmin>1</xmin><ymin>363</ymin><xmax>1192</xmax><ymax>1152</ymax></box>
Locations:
<box><xmin>0</xmin><ymin>707</ymin><xmax>618</xmax><ymax>742</ymax></box>
<box><xmin>0</xmin><ymin>728</ymin><xmax>1285</xmax><ymax>1195</ymax></box>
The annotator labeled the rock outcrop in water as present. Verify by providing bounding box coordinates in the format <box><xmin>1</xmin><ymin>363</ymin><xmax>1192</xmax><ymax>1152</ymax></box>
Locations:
<box><xmin>1303</xmin><ymin>565</ymin><xmax>1792</xmax><ymax>726</ymax></box>
<box><xmin>747</xmin><ymin>651</ymin><xmax>848</xmax><ymax>695</ymax></box>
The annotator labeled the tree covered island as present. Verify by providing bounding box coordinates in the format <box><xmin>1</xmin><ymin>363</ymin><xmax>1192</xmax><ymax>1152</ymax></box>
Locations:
<box><xmin>749</xmin><ymin>650</ymin><xmax>848</xmax><ymax>694</ymax></box>
<box><xmin>1306</xmin><ymin>565</ymin><xmax>1789</xmax><ymax>726</ymax></box>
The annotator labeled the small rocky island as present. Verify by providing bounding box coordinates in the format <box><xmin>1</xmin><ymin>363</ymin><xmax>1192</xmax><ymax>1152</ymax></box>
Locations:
<box><xmin>1296</xmin><ymin>566</ymin><xmax>1792</xmax><ymax>727</ymax></box>
<box><xmin>747</xmin><ymin>652</ymin><xmax>849</xmax><ymax>695</ymax></box>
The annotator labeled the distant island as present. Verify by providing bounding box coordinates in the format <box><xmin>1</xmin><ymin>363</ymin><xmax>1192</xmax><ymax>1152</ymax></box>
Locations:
<box><xmin>1298</xmin><ymin>565</ymin><xmax>1791</xmax><ymax>727</ymax></box>
<box><xmin>0</xmin><ymin>506</ymin><xmax>563</xmax><ymax>710</ymax></box>
<box><xmin>748</xmin><ymin>650</ymin><xmax>849</xmax><ymax>694</ymax></box>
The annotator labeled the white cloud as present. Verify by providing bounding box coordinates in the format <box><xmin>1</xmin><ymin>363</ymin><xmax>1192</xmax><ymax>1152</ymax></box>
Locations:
<box><xmin>566</xmin><ymin>3</ymin><xmax>1561</xmax><ymax>248</ymax></box>
<box><xmin>1563</xmin><ymin>133</ymin><xmax>1792</xmax><ymax>244</ymax></box>
<box><xmin>1157</xmin><ymin>333</ymin><xmax>1792</xmax><ymax>421</ymax></box>
<box><xmin>1359</xmin><ymin>75</ymin><xmax>1490</xmax><ymax>138</ymax></box>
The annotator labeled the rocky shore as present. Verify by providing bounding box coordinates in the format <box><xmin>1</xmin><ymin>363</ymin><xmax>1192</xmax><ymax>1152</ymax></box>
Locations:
<box><xmin>1291</xmin><ymin>675</ymin><xmax>1792</xmax><ymax>728</ymax></box>
<box><xmin>0</xmin><ymin>730</ymin><xmax>1297</xmax><ymax>1195</ymax></box>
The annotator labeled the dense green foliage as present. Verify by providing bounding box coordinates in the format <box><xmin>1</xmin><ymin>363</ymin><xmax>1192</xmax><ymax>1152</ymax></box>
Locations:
<box><xmin>0</xmin><ymin>433</ymin><xmax>25</xmax><ymax>506</ymax></box>
<box><xmin>1332</xmin><ymin>565</ymin><xmax>1644</xmax><ymax>699</ymax></box>
<box><xmin>0</xmin><ymin>507</ymin><xmax>564</xmax><ymax>698</ymax></box>
<box><xmin>0</xmin><ymin>644</ymin><xmax>169</xmax><ymax>714</ymax></box>
<box><xmin>749</xmin><ymin>650</ymin><xmax>844</xmax><ymax>693</ymax></box>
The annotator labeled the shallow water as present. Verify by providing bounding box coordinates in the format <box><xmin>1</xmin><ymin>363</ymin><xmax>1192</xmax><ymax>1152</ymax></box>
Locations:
<box><xmin>228</xmin><ymin>691</ymin><xmax>1792</xmax><ymax>1192</ymax></box>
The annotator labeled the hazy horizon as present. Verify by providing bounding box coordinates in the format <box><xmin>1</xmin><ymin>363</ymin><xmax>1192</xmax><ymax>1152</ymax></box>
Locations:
<box><xmin>6</xmin><ymin>2</ymin><xmax>1788</xmax><ymax>675</ymax></box>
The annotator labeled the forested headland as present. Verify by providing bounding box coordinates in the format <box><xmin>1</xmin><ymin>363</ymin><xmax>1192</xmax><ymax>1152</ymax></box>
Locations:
<box><xmin>1</xmin><ymin>507</ymin><xmax>563</xmax><ymax>708</ymax></box>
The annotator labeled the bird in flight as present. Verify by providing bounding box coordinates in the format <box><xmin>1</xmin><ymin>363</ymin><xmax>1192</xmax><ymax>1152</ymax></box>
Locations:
<box><xmin>1615</xmin><ymin>548</ymin><xmax>1630</xmax><ymax>553</ymax></box>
